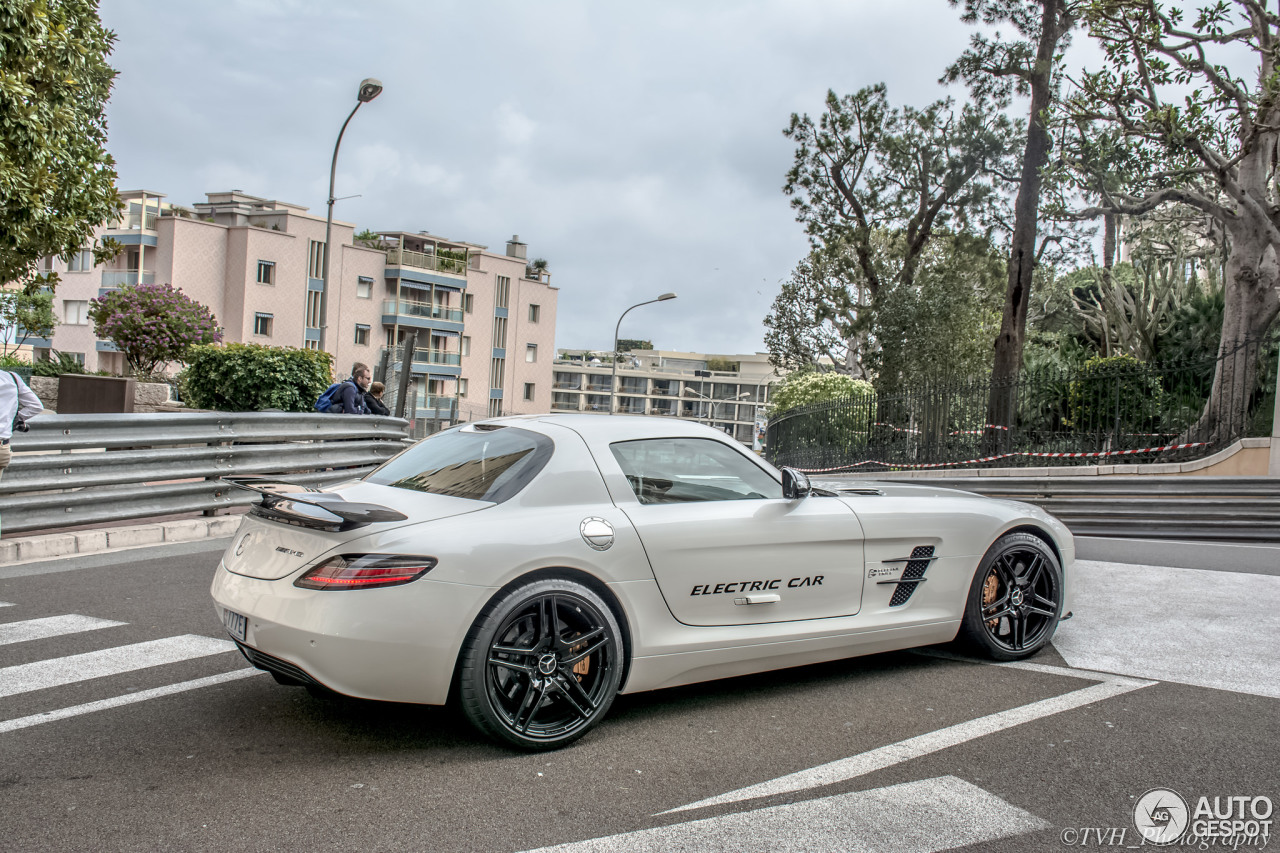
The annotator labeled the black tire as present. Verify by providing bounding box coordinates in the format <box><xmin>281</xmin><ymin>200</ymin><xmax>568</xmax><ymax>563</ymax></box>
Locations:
<box><xmin>957</xmin><ymin>531</ymin><xmax>1063</xmax><ymax>661</ymax></box>
<box><xmin>458</xmin><ymin>577</ymin><xmax>624</xmax><ymax>750</ymax></box>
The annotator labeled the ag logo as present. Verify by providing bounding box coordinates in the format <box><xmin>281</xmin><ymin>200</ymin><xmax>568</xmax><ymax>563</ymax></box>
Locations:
<box><xmin>234</xmin><ymin>533</ymin><xmax>253</xmax><ymax>557</ymax></box>
<box><xmin>1134</xmin><ymin>788</ymin><xmax>1189</xmax><ymax>844</ymax></box>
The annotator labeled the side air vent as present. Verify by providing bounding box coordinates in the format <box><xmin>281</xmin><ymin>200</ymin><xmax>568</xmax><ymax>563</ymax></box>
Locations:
<box><xmin>886</xmin><ymin>544</ymin><xmax>935</xmax><ymax>607</ymax></box>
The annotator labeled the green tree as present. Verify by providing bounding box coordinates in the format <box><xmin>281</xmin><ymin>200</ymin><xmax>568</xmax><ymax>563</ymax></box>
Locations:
<box><xmin>616</xmin><ymin>339</ymin><xmax>652</xmax><ymax>352</ymax></box>
<box><xmin>769</xmin><ymin>370</ymin><xmax>873</xmax><ymax>415</ymax></box>
<box><xmin>869</xmin><ymin>232</ymin><xmax>1006</xmax><ymax>393</ymax></box>
<box><xmin>784</xmin><ymin>85</ymin><xmax>1018</xmax><ymax>306</ymax></box>
<box><xmin>945</xmin><ymin>0</ymin><xmax>1080</xmax><ymax>429</ymax></box>
<box><xmin>1064</xmin><ymin>0</ymin><xmax>1280</xmax><ymax>440</ymax></box>
<box><xmin>89</xmin><ymin>283</ymin><xmax>222</xmax><ymax>374</ymax></box>
<box><xmin>764</xmin><ymin>240</ymin><xmax>872</xmax><ymax>378</ymax></box>
<box><xmin>0</xmin><ymin>0</ymin><xmax>123</xmax><ymax>294</ymax></box>
<box><xmin>0</xmin><ymin>287</ymin><xmax>56</xmax><ymax>354</ymax></box>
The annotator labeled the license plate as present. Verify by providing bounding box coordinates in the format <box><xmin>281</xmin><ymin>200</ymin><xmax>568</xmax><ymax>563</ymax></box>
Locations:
<box><xmin>222</xmin><ymin>609</ymin><xmax>247</xmax><ymax>643</ymax></box>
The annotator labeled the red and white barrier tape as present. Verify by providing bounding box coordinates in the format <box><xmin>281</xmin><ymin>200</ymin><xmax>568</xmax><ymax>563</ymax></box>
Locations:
<box><xmin>795</xmin><ymin>441</ymin><xmax>1209</xmax><ymax>474</ymax></box>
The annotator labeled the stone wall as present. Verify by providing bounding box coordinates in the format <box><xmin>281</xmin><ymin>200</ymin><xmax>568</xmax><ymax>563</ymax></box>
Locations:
<box><xmin>28</xmin><ymin>376</ymin><xmax>185</xmax><ymax>414</ymax></box>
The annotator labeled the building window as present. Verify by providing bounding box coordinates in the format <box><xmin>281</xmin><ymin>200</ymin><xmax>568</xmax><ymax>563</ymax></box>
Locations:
<box><xmin>528</xmin><ymin>303</ymin><xmax>540</xmax><ymax>323</ymax></box>
<box><xmin>306</xmin><ymin>291</ymin><xmax>322</xmax><ymax>328</ymax></box>
<box><xmin>523</xmin><ymin>382</ymin><xmax>535</xmax><ymax>401</ymax></box>
<box><xmin>461</xmin><ymin>336</ymin><xmax>471</xmax><ymax>357</ymax></box>
<box><xmin>356</xmin><ymin>277</ymin><xmax>373</xmax><ymax>299</ymax></box>
<box><xmin>488</xmin><ymin>399</ymin><xmax>503</xmax><ymax>418</ymax></box>
<box><xmin>63</xmin><ymin>300</ymin><xmax>89</xmax><ymax>325</ymax></box>
<box><xmin>525</xmin><ymin>344</ymin><xmax>537</xmax><ymax>363</ymax></box>
<box><xmin>256</xmin><ymin>261</ymin><xmax>275</xmax><ymax>284</ymax></box>
<box><xmin>495</xmin><ymin>275</ymin><xmax>510</xmax><ymax>309</ymax></box>
<box><xmin>308</xmin><ymin>240</ymin><xmax>326</xmax><ymax>279</ymax></box>
<box><xmin>67</xmin><ymin>248</ymin><xmax>95</xmax><ymax>272</ymax></box>
<box><xmin>490</xmin><ymin>357</ymin><xmax>506</xmax><ymax>390</ymax></box>
<box><xmin>354</xmin><ymin>324</ymin><xmax>370</xmax><ymax>346</ymax></box>
<box><xmin>254</xmin><ymin>313</ymin><xmax>273</xmax><ymax>337</ymax></box>
<box><xmin>463</xmin><ymin>293</ymin><xmax>474</xmax><ymax>314</ymax></box>
<box><xmin>303</xmin><ymin>339</ymin><xmax>319</xmax><ymax>351</ymax></box>
<box><xmin>458</xmin><ymin>378</ymin><xmax>468</xmax><ymax>398</ymax></box>
<box><xmin>492</xmin><ymin>316</ymin><xmax>507</xmax><ymax>349</ymax></box>
<box><xmin>38</xmin><ymin>256</ymin><xmax>54</xmax><ymax>272</ymax></box>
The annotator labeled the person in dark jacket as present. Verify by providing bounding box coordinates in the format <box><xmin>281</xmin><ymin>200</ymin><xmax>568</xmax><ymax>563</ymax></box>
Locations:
<box><xmin>334</xmin><ymin>363</ymin><xmax>371</xmax><ymax>414</ymax></box>
<box><xmin>364</xmin><ymin>380</ymin><xmax>390</xmax><ymax>416</ymax></box>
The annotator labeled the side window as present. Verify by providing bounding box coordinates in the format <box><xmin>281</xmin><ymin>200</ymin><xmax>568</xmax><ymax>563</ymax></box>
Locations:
<box><xmin>610</xmin><ymin>438</ymin><xmax>782</xmax><ymax>504</ymax></box>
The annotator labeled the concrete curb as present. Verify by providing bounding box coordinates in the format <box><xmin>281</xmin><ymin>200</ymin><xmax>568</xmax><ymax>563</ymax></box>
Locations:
<box><xmin>0</xmin><ymin>516</ymin><xmax>242</xmax><ymax>566</ymax></box>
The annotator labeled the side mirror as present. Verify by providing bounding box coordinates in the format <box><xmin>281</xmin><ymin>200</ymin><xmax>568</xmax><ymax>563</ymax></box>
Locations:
<box><xmin>781</xmin><ymin>467</ymin><xmax>811</xmax><ymax>500</ymax></box>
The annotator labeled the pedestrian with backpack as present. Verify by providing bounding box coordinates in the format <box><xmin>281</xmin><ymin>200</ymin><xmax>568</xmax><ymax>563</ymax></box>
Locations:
<box><xmin>1</xmin><ymin>370</ymin><xmax>43</xmax><ymax>483</ymax></box>
<box><xmin>315</xmin><ymin>363</ymin><xmax>372</xmax><ymax>414</ymax></box>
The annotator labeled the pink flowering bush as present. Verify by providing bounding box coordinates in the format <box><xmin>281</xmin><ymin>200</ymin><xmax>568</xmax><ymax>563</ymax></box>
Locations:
<box><xmin>89</xmin><ymin>282</ymin><xmax>223</xmax><ymax>375</ymax></box>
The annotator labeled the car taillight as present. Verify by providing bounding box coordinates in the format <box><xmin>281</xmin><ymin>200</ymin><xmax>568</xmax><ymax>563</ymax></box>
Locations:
<box><xmin>294</xmin><ymin>554</ymin><xmax>437</xmax><ymax>590</ymax></box>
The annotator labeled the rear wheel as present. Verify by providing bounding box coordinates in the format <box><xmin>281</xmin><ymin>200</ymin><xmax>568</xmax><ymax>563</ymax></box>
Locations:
<box><xmin>958</xmin><ymin>532</ymin><xmax>1063</xmax><ymax>661</ymax></box>
<box><xmin>458</xmin><ymin>578</ymin><xmax>623</xmax><ymax>750</ymax></box>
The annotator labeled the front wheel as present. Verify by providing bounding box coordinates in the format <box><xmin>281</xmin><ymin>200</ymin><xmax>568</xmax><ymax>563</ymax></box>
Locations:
<box><xmin>458</xmin><ymin>578</ymin><xmax>624</xmax><ymax>750</ymax></box>
<box><xmin>957</xmin><ymin>532</ymin><xmax>1063</xmax><ymax>661</ymax></box>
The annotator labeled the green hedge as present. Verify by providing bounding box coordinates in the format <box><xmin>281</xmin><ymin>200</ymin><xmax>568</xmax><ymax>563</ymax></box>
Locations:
<box><xmin>180</xmin><ymin>343</ymin><xmax>333</xmax><ymax>412</ymax></box>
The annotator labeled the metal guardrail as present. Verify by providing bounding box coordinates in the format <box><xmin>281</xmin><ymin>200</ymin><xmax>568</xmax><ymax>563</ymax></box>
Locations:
<box><xmin>0</xmin><ymin>412</ymin><xmax>412</xmax><ymax>535</ymax></box>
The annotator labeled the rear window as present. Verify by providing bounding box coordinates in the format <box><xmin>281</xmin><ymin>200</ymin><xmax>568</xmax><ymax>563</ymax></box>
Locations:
<box><xmin>365</xmin><ymin>426</ymin><xmax>553</xmax><ymax>503</ymax></box>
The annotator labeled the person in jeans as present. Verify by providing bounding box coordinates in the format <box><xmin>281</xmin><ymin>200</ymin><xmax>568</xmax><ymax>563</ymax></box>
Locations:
<box><xmin>1</xmin><ymin>371</ymin><xmax>43</xmax><ymax>483</ymax></box>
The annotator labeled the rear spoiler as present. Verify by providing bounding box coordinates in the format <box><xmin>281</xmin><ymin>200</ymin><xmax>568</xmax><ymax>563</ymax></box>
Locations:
<box><xmin>222</xmin><ymin>476</ymin><xmax>408</xmax><ymax>532</ymax></box>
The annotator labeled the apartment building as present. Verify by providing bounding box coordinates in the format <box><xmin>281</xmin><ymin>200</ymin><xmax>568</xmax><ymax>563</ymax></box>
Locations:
<box><xmin>550</xmin><ymin>349</ymin><xmax>782</xmax><ymax>446</ymax></box>
<box><xmin>25</xmin><ymin>189</ymin><xmax>558</xmax><ymax>422</ymax></box>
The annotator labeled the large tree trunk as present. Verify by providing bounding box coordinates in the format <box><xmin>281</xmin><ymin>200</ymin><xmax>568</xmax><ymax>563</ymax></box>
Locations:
<box><xmin>1187</xmin><ymin>228</ymin><xmax>1280</xmax><ymax>444</ymax></box>
<box><xmin>987</xmin><ymin>0</ymin><xmax>1070</xmax><ymax>442</ymax></box>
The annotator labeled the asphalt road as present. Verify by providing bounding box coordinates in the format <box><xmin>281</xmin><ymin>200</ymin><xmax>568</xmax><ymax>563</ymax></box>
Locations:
<box><xmin>0</xmin><ymin>538</ymin><xmax>1276</xmax><ymax>852</ymax></box>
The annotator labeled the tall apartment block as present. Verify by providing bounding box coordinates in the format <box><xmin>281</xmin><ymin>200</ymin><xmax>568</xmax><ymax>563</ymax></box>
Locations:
<box><xmin>24</xmin><ymin>189</ymin><xmax>558</xmax><ymax>421</ymax></box>
<box><xmin>551</xmin><ymin>349</ymin><xmax>781</xmax><ymax>446</ymax></box>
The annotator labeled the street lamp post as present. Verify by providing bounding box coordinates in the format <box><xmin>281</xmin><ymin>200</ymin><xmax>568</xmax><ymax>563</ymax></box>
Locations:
<box><xmin>319</xmin><ymin>77</ymin><xmax>383</xmax><ymax>354</ymax></box>
<box><xmin>610</xmin><ymin>293</ymin><xmax>676</xmax><ymax>414</ymax></box>
<box><xmin>682</xmin><ymin>387</ymin><xmax>750</xmax><ymax>427</ymax></box>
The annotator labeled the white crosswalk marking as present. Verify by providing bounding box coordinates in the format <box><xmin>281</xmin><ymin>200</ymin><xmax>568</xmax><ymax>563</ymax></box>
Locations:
<box><xmin>0</xmin><ymin>614</ymin><xmax>127</xmax><ymax>646</ymax></box>
<box><xmin>0</xmin><ymin>634</ymin><xmax>237</xmax><ymax>698</ymax></box>
<box><xmin>0</xmin><ymin>669</ymin><xmax>267</xmax><ymax>734</ymax></box>
<box><xmin>521</xmin><ymin>776</ymin><xmax>1049</xmax><ymax>853</ymax></box>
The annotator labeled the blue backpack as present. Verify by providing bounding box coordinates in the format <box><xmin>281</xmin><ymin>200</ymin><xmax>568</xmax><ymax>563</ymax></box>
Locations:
<box><xmin>314</xmin><ymin>381</ymin><xmax>347</xmax><ymax>413</ymax></box>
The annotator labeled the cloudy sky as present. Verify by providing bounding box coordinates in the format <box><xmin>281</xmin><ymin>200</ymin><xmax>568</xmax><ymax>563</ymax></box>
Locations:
<box><xmin>100</xmin><ymin>0</ymin><xmax>1039</xmax><ymax>356</ymax></box>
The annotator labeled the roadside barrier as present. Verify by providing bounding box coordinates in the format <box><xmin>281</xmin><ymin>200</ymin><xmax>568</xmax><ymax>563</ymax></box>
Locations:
<box><xmin>0</xmin><ymin>412</ymin><xmax>411</xmax><ymax>535</ymax></box>
<box><xmin>794</xmin><ymin>441</ymin><xmax>1210</xmax><ymax>473</ymax></box>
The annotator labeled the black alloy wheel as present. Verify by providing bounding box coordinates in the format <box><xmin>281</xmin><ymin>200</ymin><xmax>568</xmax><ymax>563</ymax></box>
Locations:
<box><xmin>958</xmin><ymin>531</ymin><xmax>1063</xmax><ymax>661</ymax></box>
<box><xmin>459</xmin><ymin>578</ymin><xmax>623</xmax><ymax>750</ymax></box>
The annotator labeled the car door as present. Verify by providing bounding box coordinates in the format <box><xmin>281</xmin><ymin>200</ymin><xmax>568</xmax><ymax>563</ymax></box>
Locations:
<box><xmin>609</xmin><ymin>437</ymin><xmax>865</xmax><ymax>627</ymax></box>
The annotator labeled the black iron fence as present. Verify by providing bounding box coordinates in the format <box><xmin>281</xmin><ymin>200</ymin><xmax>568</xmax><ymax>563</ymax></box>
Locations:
<box><xmin>766</xmin><ymin>339</ymin><xmax>1278</xmax><ymax>472</ymax></box>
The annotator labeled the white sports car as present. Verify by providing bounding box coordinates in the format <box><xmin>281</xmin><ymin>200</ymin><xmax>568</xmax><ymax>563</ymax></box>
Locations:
<box><xmin>211</xmin><ymin>414</ymin><xmax>1073</xmax><ymax>750</ymax></box>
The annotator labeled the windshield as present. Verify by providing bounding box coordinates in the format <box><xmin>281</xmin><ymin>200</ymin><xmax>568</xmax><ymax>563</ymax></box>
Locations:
<box><xmin>365</xmin><ymin>426</ymin><xmax>553</xmax><ymax>503</ymax></box>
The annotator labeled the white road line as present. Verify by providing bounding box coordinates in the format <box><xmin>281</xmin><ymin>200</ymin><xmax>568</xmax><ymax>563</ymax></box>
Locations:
<box><xmin>0</xmin><ymin>614</ymin><xmax>127</xmax><ymax>646</ymax></box>
<box><xmin>0</xmin><ymin>668</ymin><xmax>268</xmax><ymax>734</ymax></box>
<box><xmin>525</xmin><ymin>776</ymin><xmax>1048</xmax><ymax>853</ymax></box>
<box><xmin>0</xmin><ymin>602</ymin><xmax>13</xmax><ymax>607</ymax></box>
<box><xmin>0</xmin><ymin>635</ymin><xmax>237</xmax><ymax>698</ymax></box>
<box><xmin>663</xmin><ymin>675</ymin><xmax>1153</xmax><ymax>814</ymax></box>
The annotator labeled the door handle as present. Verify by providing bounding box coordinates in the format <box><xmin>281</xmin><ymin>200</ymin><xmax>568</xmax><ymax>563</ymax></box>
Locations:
<box><xmin>733</xmin><ymin>594</ymin><xmax>780</xmax><ymax>605</ymax></box>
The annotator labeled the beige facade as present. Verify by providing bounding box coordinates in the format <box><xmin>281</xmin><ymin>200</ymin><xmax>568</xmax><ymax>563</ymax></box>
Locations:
<box><xmin>550</xmin><ymin>349</ymin><xmax>782</xmax><ymax>446</ymax></box>
<box><xmin>25</xmin><ymin>190</ymin><xmax>559</xmax><ymax>424</ymax></box>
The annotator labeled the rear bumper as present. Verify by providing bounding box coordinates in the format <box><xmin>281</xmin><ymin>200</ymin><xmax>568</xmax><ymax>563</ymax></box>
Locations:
<box><xmin>211</xmin><ymin>560</ymin><xmax>494</xmax><ymax>704</ymax></box>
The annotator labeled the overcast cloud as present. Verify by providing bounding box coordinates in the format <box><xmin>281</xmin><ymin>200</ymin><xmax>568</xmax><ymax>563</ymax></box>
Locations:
<box><xmin>101</xmin><ymin>0</ymin><xmax>1046</xmax><ymax>355</ymax></box>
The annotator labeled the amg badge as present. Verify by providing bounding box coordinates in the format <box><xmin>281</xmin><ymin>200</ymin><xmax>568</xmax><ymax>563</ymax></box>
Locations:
<box><xmin>275</xmin><ymin>546</ymin><xmax>304</xmax><ymax>558</ymax></box>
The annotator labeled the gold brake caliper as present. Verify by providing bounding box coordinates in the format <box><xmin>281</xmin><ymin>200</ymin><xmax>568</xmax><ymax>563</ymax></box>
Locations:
<box><xmin>570</xmin><ymin>642</ymin><xmax>589</xmax><ymax>680</ymax></box>
<box><xmin>982</xmin><ymin>572</ymin><xmax>1000</xmax><ymax>630</ymax></box>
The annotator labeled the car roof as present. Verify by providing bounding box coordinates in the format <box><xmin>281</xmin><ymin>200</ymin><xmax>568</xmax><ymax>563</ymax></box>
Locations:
<box><xmin>474</xmin><ymin>413</ymin><xmax>736</xmax><ymax>442</ymax></box>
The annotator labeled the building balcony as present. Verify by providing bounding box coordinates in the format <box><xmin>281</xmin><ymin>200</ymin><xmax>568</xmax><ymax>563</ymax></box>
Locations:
<box><xmin>553</xmin><ymin>382</ymin><xmax>583</xmax><ymax>391</ymax></box>
<box><xmin>382</xmin><ymin>299</ymin><xmax>464</xmax><ymax>324</ymax></box>
<box><xmin>101</xmin><ymin>269</ymin><xmax>155</xmax><ymax>288</ymax></box>
<box><xmin>386</xmin><ymin>248</ymin><xmax>468</xmax><ymax>278</ymax></box>
<box><xmin>412</xmin><ymin>349</ymin><xmax>462</xmax><ymax>367</ymax></box>
<box><xmin>106</xmin><ymin>213</ymin><xmax>158</xmax><ymax>233</ymax></box>
<box><xmin>414</xmin><ymin>396</ymin><xmax>458</xmax><ymax>417</ymax></box>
